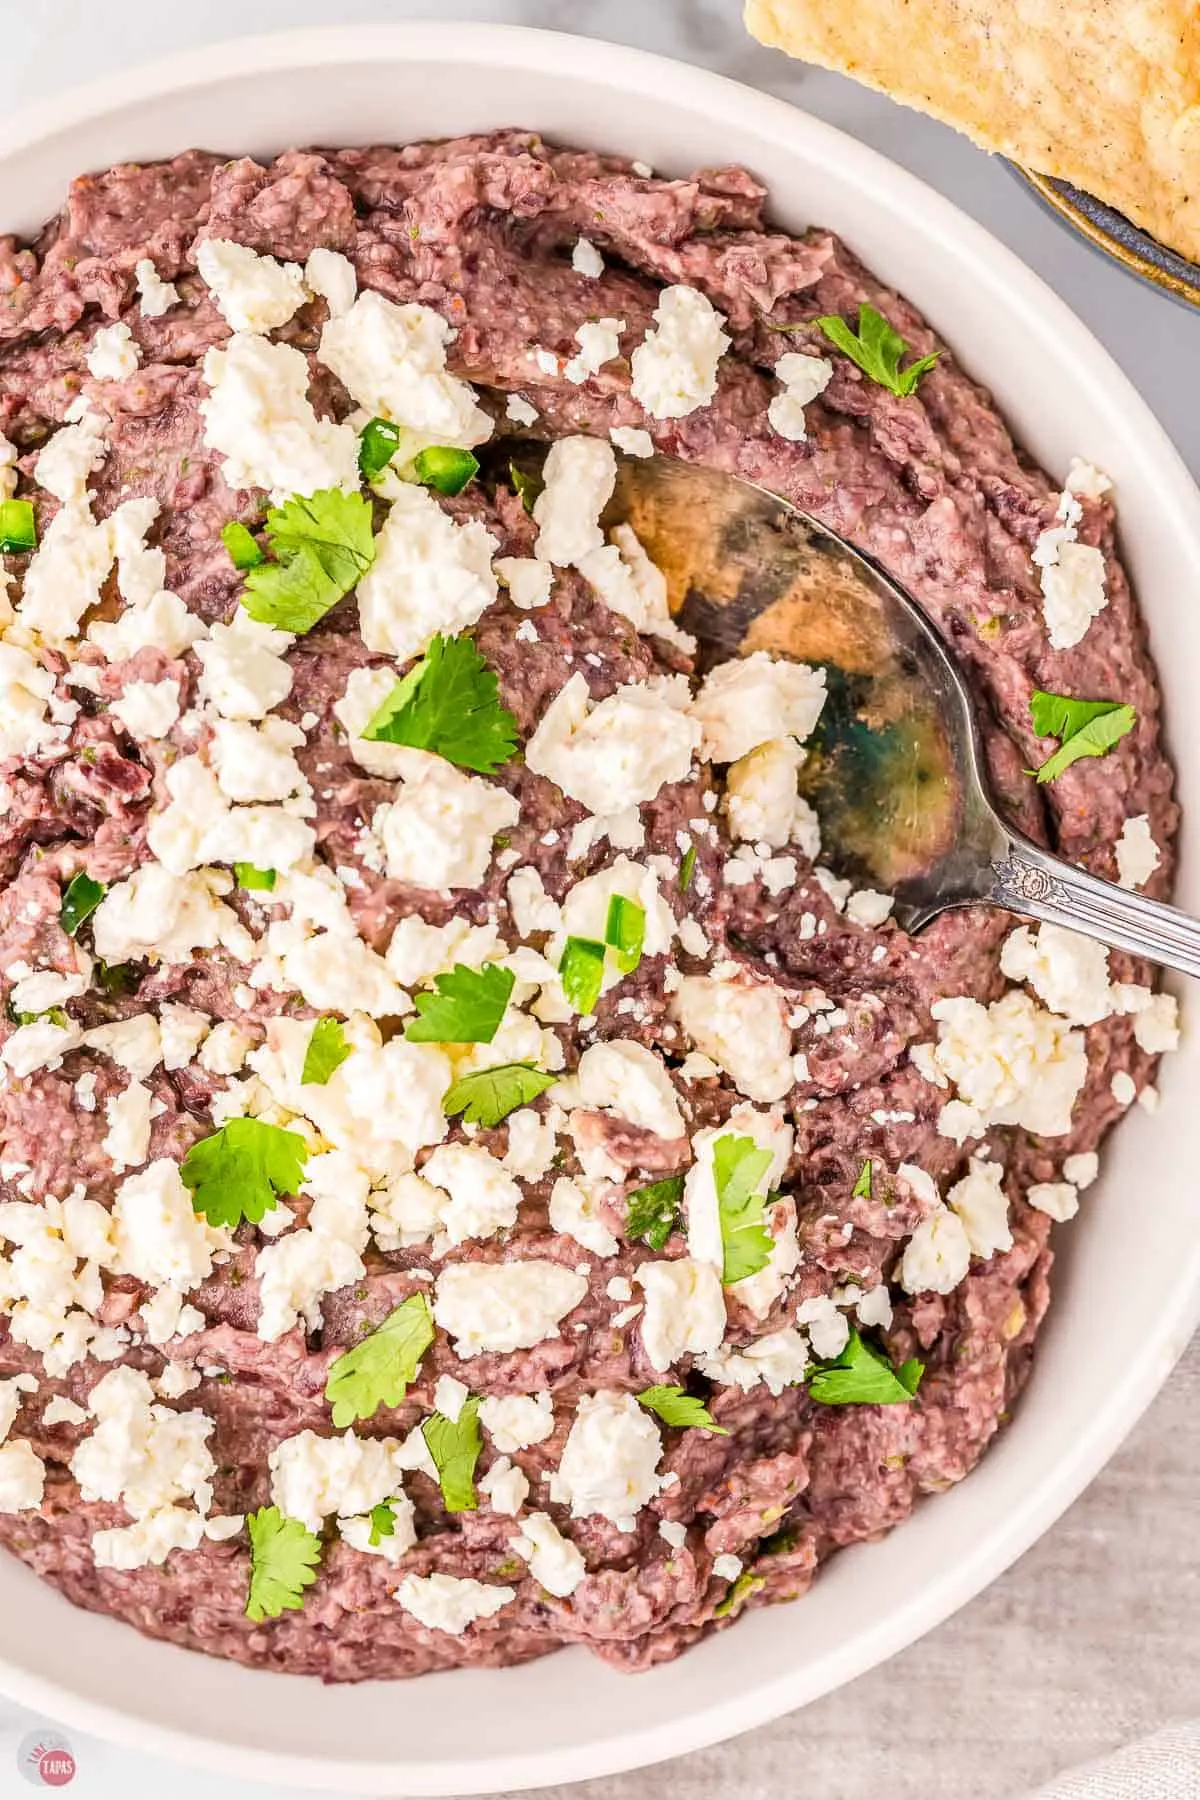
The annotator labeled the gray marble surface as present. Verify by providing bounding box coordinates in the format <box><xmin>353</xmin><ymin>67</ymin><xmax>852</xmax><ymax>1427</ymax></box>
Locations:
<box><xmin>0</xmin><ymin>3</ymin><xmax>1196</xmax><ymax>1797</ymax></box>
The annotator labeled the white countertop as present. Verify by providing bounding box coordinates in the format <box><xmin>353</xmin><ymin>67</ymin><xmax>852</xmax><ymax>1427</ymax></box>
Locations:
<box><xmin>0</xmin><ymin>3</ymin><xmax>1196</xmax><ymax>1797</ymax></box>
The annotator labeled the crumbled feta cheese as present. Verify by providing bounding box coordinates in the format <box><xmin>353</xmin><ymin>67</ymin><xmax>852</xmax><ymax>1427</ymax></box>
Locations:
<box><xmin>691</xmin><ymin>653</ymin><xmax>826</xmax><ymax>764</ymax></box>
<box><xmin>135</xmin><ymin>257</ymin><xmax>180</xmax><ymax>317</ymax></box>
<box><xmin>575</xmin><ymin>1039</ymin><xmax>684</xmax><ymax>1142</ymax></box>
<box><xmin>479</xmin><ymin>1456</ymin><xmax>530</xmax><ymax>1516</ymax></box>
<box><xmin>1062</xmin><ymin>1151</ymin><xmax>1099</xmax><ymax>1189</ymax></box>
<box><xmin>319</xmin><ymin>292</ymin><xmax>491</xmax><ymax>458</ymax></box>
<box><xmin>999</xmin><ymin>922</ymin><xmax>1112</xmax><ymax>1026</ymax></box>
<box><xmin>526</xmin><ymin>670</ymin><xmax>699</xmax><ymax>814</ymax></box>
<box><xmin>635</xmin><ymin>1257</ymin><xmax>726</xmax><ymax>1372</ymax></box>
<box><xmin>572</xmin><ymin>237</ymin><xmax>605</xmax><ymax>278</ymax></box>
<box><xmin>1</xmin><ymin>1018</ymin><xmax>83</xmax><ymax>1077</ymax></box>
<box><xmin>723</xmin><ymin>738</ymin><xmax>809</xmax><ymax>848</ymax></box>
<box><xmin>18</xmin><ymin>497</ymin><xmax>116</xmax><ymax>649</ymax></box>
<box><xmin>506</xmin><ymin>393</ymin><xmax>539</xmax><ymax>427</ymax></box>
<box><xmin>394</xmin><ymin>1572</ymin><xmax>514</xmax><ymax>1635</ymax></box>
<box><xmin>0</xmin><ymin>1438</ymin><xmax>47</xmax><ymax>1513</ymax></box>
<box><xmin>1132</xmin><ymin>991</ymin><xmax>1180</xmax><ymax>1054</ymax></box>
<box><xmin>304</xmin><ymin>247</ymin><xmax>357</xmax><ymax>319</ymax></box>
<box><xmin>201</xmin><ymin>332</ymin><xmax>359</xmax><ymax>501</ymax></box>
<box><xmin>610</xmin><ymin>425</ymin><xmax>655</xmax><ymax>457</ymax></box>
<box><xmin>671</xmin><ymin>972</ymin><xmax>793</xmax><ymax>1103</ymax></box>
<box><xmin>550</xmin><ymin>1390</ymin><xmax>664</xmax><ymax>1531</ymax></box>
<box><xmin>630</xmin><ymin>285</ymin><xmax>730</xmax><ymax>419</ymax></box>
<box><xmin>900</xmin><ymin>1204</ymin><xmax>972</xmax><ymax>1295</ymax></box>
<box><xmin>34</xmin><ymin>407</ymin><xmax>107</xmax><ymax>504</ymax></box>
<box><xmin>432</xmin><ymin>1375</ymin><xmax>469</xmax><ymax>1424</ymax></box>
<box><xmin>357</xmin><ymin>482</ymin><xmax>498</xmax><ymax>662</ymax></box>
<box><xmin>71</xmin><ymin>1367</ymin><xmax>214</xmax><ymax>1568</ymax></box>
<box><xmin>91</xmin><ymin>864</ymin><xmax>251</xmax><ymax>967</ymax></box>
<box><xmin>421</xmin><ymin>1144</ymin><xmax>523</xmax><ymax>1246</ymax></box>
<box><xmin>578</xmin><ymin>523</ymin><xmax>694</xmax><ymax>652</ymax></box>
<box><xmin>564</xmin><ymin>316</ymin><xmax>625</xmax><ymax>385</ymax></box>
<box><xmin>110</xmin><ymin>677</ymin><xmax>182</xmax><ymax>741</ymax></box>
<box><xmin>511</xmin><ymin>1510</ymin><xmax>586</xmax><ymax>1595</ymax></box>
<box><xmin>478</xmin><ymin>1392</ymin><xmax>555</xmax><ymax>1454</ymax></box>
<box><xmin>434</xmin><ymin>1261</ymin><xmax>588</xmax><ymax>1357</ymax></box>
<box><xmin>1111</xmin><ymin>1070</ymin><xmax>1136</xmax><ymax>1106</ymax></box>
<box><xmin>338</xmin><ymin>1494</ymin><xmax>417</xmax><ymax>1564</ymax></box>
<box><xmin>659</xmin><ymin>1519</ymin><xmax>688</xmax><ymax>1549</ymax></box>
<box><xmin>946</xmin><ymin>1156</ymin><xmax>1012</xmax><ymax>1258</ymax></box>
<box><xmin>1114</xmin><ymin>814</ymin><xmax>1161</xmax><ymax>890</ymax></box>
<box><xmin>494</xmin><ymin>556</ymin><xmax>554</xmax><ymax>610</ymax></box>
<box><xmin>86</xmin><ymin>322</ymin><xmax>140</xmax><ymax>381</ymax></box>
<box><xmin>794</xmin><ymin>1293</ymin><xmax>850</xmax><ymax>1360</ymax></box>
<box><xmin>0</xmin><ymin>643</ymin><xmax>62</xmax><ymax>759</ymax></box>
<box><xmin>846</xmin><ymin>888</ymin><xmax>894</xmax><ymax>929</ymax></box>
<box><xmin>386</xmin><ymin>914</ymin><xmax>502</xmax><ymax>988</ymax></box>
<box><xmin>196</xmin><ymin>238</ymin><xmax>307</xmax><ymax>333</ymax></box>
<box><xmin>767</xmin><ymin>352</ymin><xmax>833</xmax><ymax>441</ymax></box>
<box><xmin>269</xmin><ymin>1428</ymin><xmax>404</xmax><ymax>1532</ymax></box>
<box><xmin>926</xmin><ymin>991</ymin><xmax>1088</xmax><ymax>1141</ymax></box>
<box><xmin>195</xmin><ymin>611</ymin><xmax>294</xmax><ymax>719</ymax></box>
<box><xmin>548</xmin><ymin>1175</ymin><xmax>619</xmax><ymax>1258</ymax></box>
<box><xmin>533</xmin><ymin>436</ymin><xmax>617</xmax><ymax>567</ymax></box>
<box><xmin>102</xmin><ymin>1078</ymin><xmax>158</xmax><ymax>1172</ymax></box>
<box><xmin>1027</xmin><ymin>1179</ymin><xmax>1079</xmax><ymax>1222</ymax></box>
<box><xmin>43</xmin><ymin>1395</ymin><xmax>87</xmax><ymax>1427</ymax></box>
<box><xmin>371</xmin><ymin>749</ymin><xmax>519</xmax><ymax>890</ymax></box>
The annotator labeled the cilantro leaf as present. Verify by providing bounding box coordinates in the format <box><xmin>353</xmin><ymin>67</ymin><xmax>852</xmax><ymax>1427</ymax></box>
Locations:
<box><xmin>713</xmin><ymin>1569</ymin><xmax>766</xmax><ymax>1618</ymax></box>
<box><xmin>241</xmin><ymin>488</ymin><xmax>376</xmax><ymax>634</ymax></box>
<box><xmin>180</xmin><ymin>1117</ymin><xmax>308</xmax><ymax>1228</ymax></box>
<box><xmin>559</xmin><ymin>937</ymin><xmax>606</xmax><ymax>1015</ymax></box>
<box><xmin>625</xmin><ymin>1173</ymin><xmax>684</xmax><ymax>1251</ymax></box>
<box><xmin>324</xmin><ymin>1293</ymin><xmax>435</xmax><ymax>1428</ymax></box>
<box><xmin>851</xmin><ymin>1159</ymin><xmax>872</xmax><ymax>1201</ymax></box>
<box><xmin>234</xmin><ymin>862</ymin><xmax>276</xmax><ymax>892</ymax></box>
<box><xmin>245</xmin><ymin>1506</ymin><xmax>321</xmax><ymax>1622</ymax></box>
<box><xmin>60</xmin><ymin>873</ymin><xmax>104</xmax><ymax>937</ymax></box>
<box><xmin>637</xmin><ymin>1385</ymin><xmax>729</xmax><ymax>1435</ymax></box>
<box><xmin>807</xmin><ymin>1329</ymin><xmax>924</xmax><ymax>1406</ymax></box>
<box><xmin>0</xmin><ymin>499</ymin><xmax>36</xmax><ymax>554</ymax></box>
<box><xmin>359</xmin><ymin>417</ymin><xmax>402</xmax><ymax>482</ymax></box>
<box><xmin>678</xmin><ymin>844</ymin><xmax>697</xmax><ymax>892</ymax></box>
<box><xmin>442</xmin><ymin>1061</ymin><xmax>556</xmax><ymax>1127</ymax></box>
<box><xmin>404</xmin><ymin>961</ymin><xmax>514</xmax><ymax>1045</ymax></box>
<box><xmin>509</xmin><ymin>459</ymin><xmax>544</xmax><ymax>515</ymax></box>
<box><xmin>816</xmin><ymin>304</ymin><xmax>941</xmax><ymax>398</ymax></box>
<box><xmin>422</xmin><ymin>1396</ymin><xmax>482</xmax><ymax>1513</ymax></box>
<box><xmin>363</xmin><ymin>633</ymin><xmax>519</xmax><ymax>774</ymax></box>
<box><xmin>712</xmin><ymin>1134</ymin><xmax>775</xmax><ymax>1285</ymax></box>
<box><xmin>221</xmin><ymin>521</ymin><xmax>265</xmax><ymax>571</ymax></box>
<box><xmin>413</xmin><ymin>445</ymin><xmax>480</xmax><ymax>496</ymax></box>
<box><xmin>368</xmin><ymin>1500</ymin><xmax>397</xmax><ymax>1546</ymax></box>
<box><xmin>605</xmin><ymin>894</ymin><xmax>645</xmax><ymax>975</ymax></box>
<box><xmin>1028</xmin><ymin>689</ymin><xmax>1136</xmax><ymax>783</ymax></box>
<box><xmin>301</xmin><ymin>1017</ymin><xmax>351</xmax><ymax>1086</ymax></box>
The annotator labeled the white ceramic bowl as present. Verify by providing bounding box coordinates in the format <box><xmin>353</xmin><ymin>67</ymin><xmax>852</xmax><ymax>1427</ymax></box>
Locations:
<box><xmin>1</xmin><ymin>23</ymin><xmax>1198</xmax><ymax>1795</ymax></box>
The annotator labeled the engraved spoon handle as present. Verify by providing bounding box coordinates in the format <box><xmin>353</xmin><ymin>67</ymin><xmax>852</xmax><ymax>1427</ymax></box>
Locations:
<box><xmin>990</xmin><ymin>831</ymin><xmax>1200</xmax><ymax>979</ymax></box>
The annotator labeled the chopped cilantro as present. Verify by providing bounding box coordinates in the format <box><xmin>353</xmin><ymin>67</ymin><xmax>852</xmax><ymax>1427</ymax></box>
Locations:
<box><xmin>59</xmin><ymin>872</ymin><xmax>104</xmax><ymax>937</ymax></box>
<box><xmin>713</xmin><ymin>1569</ymin><xmax>766</xmax><ymax>1618</ymax></box>
<box><xmin>442</xmin><ymin>1061</ymin><xmax>556</xmax><ymax>1127</ymax></box>
<box><xmin>221</xmin><ymin>521</ymin><xmax>265</xmax><ymax>571</ymax></box>
<box><xmin>413</xmin><ymin>445</ymin><xmax>480</xmax><ymax>496</ymax></box>
<box><xmin>852</xmin><ymin>1159</ymin><xmax>872</xmax><ymax>1201</ymax></box>
<box><xmin>245</xmin><ymin>1506</ymin><xmax>321</xmax><ymax>1622</ymax></box>
<box><xmin>1028</xmin><ymin>689</ymin><xmax>1136</xmax><ymax>783</ymax></box>
<box><xmin>604</xmin><ymin>894</ymin><xmax>645</xmax><ymax>975</ymax></box>
<box><xmin>358</xmin><ymin>416</ymin><xmax>402</xmax><ymax>482</ymax></box>
<box><xmin>807</xmin><ymin>1329</ymin><xmax>925</xmax><ymax>1406</ymax></box>
<box><xmin>712</xmin><ymin>1134</ymin><xmax>775</xmax><ymax>1285</ymax></box>
<box><xmin>559</xmin><ymin>936</ymin><xmax>606</xmax><ymax>1015</ymax></box>
<box><xmin>241</xmin><ymin>488</ymin><xmax>376</xmax><ymax>634</ymax></box>
<box><xmin>95</xmin><ymin>958</ymin><xmax>137</xmax><ymax>995</ymax></box>
<box><xmin>404</xmin><ymin>961</ymin><xmax>515</xmax><ymax>1045</ymax></box>
<box><xmin>368</xmin><ymin>1501</ymin><xmax>397</xmax><ymax>1546</ymax></box>
<box><xmin>678</xmin><ymin>844</ymin><xmax>697</xmax><ymax>892</ymax></box>
<box><xmin>637</xmin><ymin>1385</ymin><xmax>728</xmax><ymax>1434</ymax></box>
<box><xmin>325</xmin><ymin>1294</ymin><xmax>435</xmax><ymax>1428</ymax></box>
<box><xmin>301</xmin><ymin>1017</ymin><xmax>351</xmax><ymax>1086</ymax></box>
<box><xmin>422</xmin><ymin>1397</ymin><xmax>482</xmax><ymax>1513</ymax></box>
<box><xmin>234</xmin><ymin>862</ymin><xmax>276</xmax><ymax>892</ymax></box>
<box><xmin>625</xmin><ymin>1173</ymin><xmax>684</xmax><ymax>1251</ymax></box>
<box><xmin>815</xmin><ymin>303</ymin><xmax>940</xmax><ymax>398</ymax></box>
<box><xmin>0</xmin><ymin>499</ymin><xmax>37</xmax><ymax>554</ymax></box>
<box><xmin>362</xmin><ymin>633</ymin><xmax>519</xmax><ymax>774</ymax></box>
<box><xmin>180</xmin><ymin>1117</ymin><xmax>308</xmax><ymax>1229</ymax></box>
<box><xmin>509</xmin><ymin>459</ymin><xmax>544</xmax><ymax>515</ymax></box>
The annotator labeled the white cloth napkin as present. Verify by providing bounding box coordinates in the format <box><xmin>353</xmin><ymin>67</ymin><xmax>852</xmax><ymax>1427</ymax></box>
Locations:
<box><xmin>1026</xmin><ymin>1723</ymin><xmax>1200</xmax><ymax>1799</ymax></box>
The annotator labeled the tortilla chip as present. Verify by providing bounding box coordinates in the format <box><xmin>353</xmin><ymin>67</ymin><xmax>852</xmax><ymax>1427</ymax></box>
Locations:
<box><xmin>745</xmin><ymin>0</ymin><xmax>1200</xmax><ymax>267</ymax></box>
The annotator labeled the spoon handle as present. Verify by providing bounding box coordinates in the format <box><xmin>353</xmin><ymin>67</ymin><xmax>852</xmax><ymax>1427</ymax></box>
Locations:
<box><xmin>989</xmin><ymin>832</ymin><xmax>1200</xmax><ymax>979</ymax></box>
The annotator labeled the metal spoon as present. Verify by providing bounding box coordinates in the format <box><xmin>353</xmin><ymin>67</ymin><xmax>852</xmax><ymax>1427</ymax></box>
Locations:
<box><xmin>499</xmin><ymin>442</ymin><xmax>1199</xmax><ymax>979</ymax></box>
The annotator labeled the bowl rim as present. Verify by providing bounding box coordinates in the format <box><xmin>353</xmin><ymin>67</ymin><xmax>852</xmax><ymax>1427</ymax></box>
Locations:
<box><xmin>0</xmin><ymin>21</ymin><xmax>1199</xmax><ymax>1794</ymax></box>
